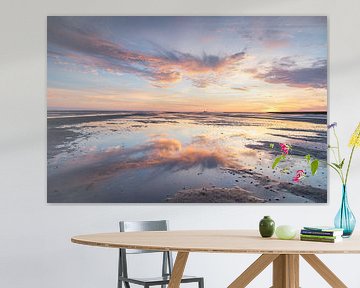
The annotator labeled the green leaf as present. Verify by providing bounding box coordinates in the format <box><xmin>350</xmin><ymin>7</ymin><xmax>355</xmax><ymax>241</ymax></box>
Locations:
<box><xmin>272</xmin><ymin>155</ymin><xmax>285</xmax><ymax>169</ymax></box>
<box><xmin>311</xmin><ymin>159</ymin><xmax>319</xmax><ymax>176</ymax></box>
<box><xmin>332</xmin><ymin>162</ymin><xmax>340</xmax><ymax>169</ymax></box>
<box><xmin>339</xmin><ymin>158</ymin><xmax>345</xmax><ymax>169</ymax></box>
<box><xmin>331</xmin><ymin>159</ymin><xmax>345</xmax><ymax>170</ymax></box>
<box><xmin>269</xmin><ymin>143</ymin><xmax>274</xmax><ymax>149</ymax></box>
<box><xmin>305</xmin><ymin>154</ymin><xmax>311</xmax><ymax>164</ymax></box>
<box><xmin>328</xmin><ymin>163</ymin><xmax>341</xmax><ymax>173</ymax></box>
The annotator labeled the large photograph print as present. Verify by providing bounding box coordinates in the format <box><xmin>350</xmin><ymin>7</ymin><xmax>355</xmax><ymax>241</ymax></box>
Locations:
<box><xmin>47</xmin><ymin>16</ymin><xmax>328</xmax><ymax>203</ymax></box>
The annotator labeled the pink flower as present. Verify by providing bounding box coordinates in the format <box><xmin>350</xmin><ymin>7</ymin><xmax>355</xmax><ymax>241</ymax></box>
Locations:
<box><xmin>279</xmin><ymin>143</ymin><xmax>290</xmax><ymax>155</ymax></box>
<box><xmin>293</xmin><ymin>170</ymin><xmax>305</xmax><ymax>183</ymax></box>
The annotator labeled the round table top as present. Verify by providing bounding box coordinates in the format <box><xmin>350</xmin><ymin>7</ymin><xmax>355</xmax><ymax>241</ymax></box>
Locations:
<box><xmin>71</xmin><ymin>230</ymin><xmax>360</xmax><ymax>254</ymax></box>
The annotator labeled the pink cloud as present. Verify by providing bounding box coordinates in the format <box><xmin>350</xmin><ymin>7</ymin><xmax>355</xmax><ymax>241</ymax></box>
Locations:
<box><xmin>48</xmin><ymin>19</ymin><xmax>246</xmax><ymax>88</ymax></box>
<box><xmin>250</xmin><ymin>58</ymin><xmax>327</xmax><ymax>89</ymax></box>
<box><xmin>55</xmin><ymin>137</ymin><xmax>242</xmax><ymax>181</ymax></box>
<box><xmin>263</xmin><ymin>39</ymin><xmax>290</xmax><ymax>49</ymax></box>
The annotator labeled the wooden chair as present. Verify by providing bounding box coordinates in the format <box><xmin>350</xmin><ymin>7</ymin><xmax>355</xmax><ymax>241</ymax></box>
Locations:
<box><xmin>118</xmin><ymin>220</ymin><xmax>204</xmax><ymax>288</ymax></box>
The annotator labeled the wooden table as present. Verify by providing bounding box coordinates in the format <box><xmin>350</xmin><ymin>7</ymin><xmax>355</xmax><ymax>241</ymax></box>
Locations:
<box><xmin>72</xmin><ymin>230</ymin><xmax>360</xmax><ymax>288</ymax></box>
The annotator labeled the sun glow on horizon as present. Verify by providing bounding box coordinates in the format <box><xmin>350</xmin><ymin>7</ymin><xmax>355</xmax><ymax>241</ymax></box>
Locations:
<box><xmin>47</xmin><ymin>16</ymin><xmax>327</xmax><ymax>113</ymax></box>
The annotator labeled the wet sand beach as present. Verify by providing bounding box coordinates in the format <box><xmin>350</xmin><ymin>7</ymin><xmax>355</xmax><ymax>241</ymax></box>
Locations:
<box><xmin>47</xmin><ymin>111</ymin><xmax>327</xmax><ymax>203</ymax></box>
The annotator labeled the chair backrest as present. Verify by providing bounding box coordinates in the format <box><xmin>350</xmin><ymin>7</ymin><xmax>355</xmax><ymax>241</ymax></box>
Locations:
<box><xmin>119</xmin><ymin>220</ymin><xmax>169</xmax><ymax>254</ymax></box>
<box><xmin>120</xmin><ymin>220</ymin><xmax>168</xmax><ymax>232</ymax></box>
<box><xmin>118</xmin><ymin>220</ymin><xmax>174</xmax><ymax>283</ymax></box>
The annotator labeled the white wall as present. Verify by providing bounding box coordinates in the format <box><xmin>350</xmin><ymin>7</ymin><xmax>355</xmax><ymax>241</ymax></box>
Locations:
<box><xmin>1</xmin><ymin>0</ymin><xmax>360</xmax><ymax>287</ymax></box>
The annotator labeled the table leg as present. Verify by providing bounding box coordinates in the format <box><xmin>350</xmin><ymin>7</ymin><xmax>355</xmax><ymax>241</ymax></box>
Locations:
<box><xmin>228</xmin><ymin>254</ymin><xmax>279</xmax><ymax>288</ymax></box>
<box><xmin>301</xmin><ymin>254</ymin><xmax>347</xmax><ymax>288</ymax></box>
<box><xmin>229</xmin><ymin>253</ymin><xmax>348</xmax><ymax>288</ymax></box>
<box><xmin>168</xmin><ymin>252</ymin><xmax>189</xmax><ymax>288</ymax></box>
<box><xmin>272</xmin><ymin>254</ymin><xmax>299</xmax><ymax>288</ymax></box>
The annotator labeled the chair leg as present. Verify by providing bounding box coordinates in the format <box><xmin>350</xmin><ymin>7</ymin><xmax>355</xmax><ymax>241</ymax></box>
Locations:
<box><xmin>198</xmin><ymin>278</ymin><xmax>204</xmax><ymax>288</ymax></box>
<box><xmin>161</xmin><ymin>252</ymin><xmax>168</xmax><ymax>288</ymax></box>
<box><xmin>118</xmin><ymin>250</ymin><xmax>123</xmax><ymax>288</ymax></box>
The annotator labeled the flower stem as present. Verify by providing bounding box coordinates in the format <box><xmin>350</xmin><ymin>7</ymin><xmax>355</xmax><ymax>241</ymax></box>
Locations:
<box><xmin>330</xmin><ymin>147</ymin><xmax>339</xmax><ymax>164</ymax></box>
<box><xmin>333</xmin><ymin>127</ymin><xmax>342</xmax><ymax>163</ymax></box>
<box><xmin>345</xmin><ymin>145</ymin><xmax>356</xmax><ymax>185</ymax></box>
<box><xmin>345</xmin><ymin>130</ymin><xmax>360</xmax><ymax>185</ymax></box>
<box><xmin>327</xmin><ymin>163</ymin><xmax>345</xmax><ymax>184</ymax></box>
<box><xmin>333</xmin><ymin>127</ymin><xmax>346</xmax><ymax>181</ymax></box>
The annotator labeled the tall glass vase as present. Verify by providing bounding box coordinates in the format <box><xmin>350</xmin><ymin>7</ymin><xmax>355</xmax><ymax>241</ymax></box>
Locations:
<box><xmin>334</xmin><ymin>185</ymin><xmax>356</xmax><ymax>237</ymax></box>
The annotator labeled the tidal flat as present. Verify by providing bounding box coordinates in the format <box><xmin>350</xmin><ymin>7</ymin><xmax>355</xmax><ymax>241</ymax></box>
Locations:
<box><xmin>47</xmin><ymin>111</ymin><xmax>327</xmax><ymax>203</ymax></box>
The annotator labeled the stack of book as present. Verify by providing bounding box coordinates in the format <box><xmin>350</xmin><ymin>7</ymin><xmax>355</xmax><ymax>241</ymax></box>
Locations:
<box><xmin>300</xmin><ymin>226</ymin><xmax>344</xmax><ymax>243</ymax></box>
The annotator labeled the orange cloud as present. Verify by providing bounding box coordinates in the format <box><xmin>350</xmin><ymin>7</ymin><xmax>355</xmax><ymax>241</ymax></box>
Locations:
<box><xmin>55</xmin><ymin>137</ymin><xmax>242</xmax><ymax>182</ymax></box>
<box><xmin>48</xmin><ymin>18</ymin><xmax>246</xmax><ymax>88</ymax></box>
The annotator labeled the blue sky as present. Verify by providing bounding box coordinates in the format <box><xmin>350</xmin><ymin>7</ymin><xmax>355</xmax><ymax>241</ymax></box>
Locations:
<box><xmin>47</xmin><ymin>16</ymin><xmax>327</xmax><ymax>112</ymax></box>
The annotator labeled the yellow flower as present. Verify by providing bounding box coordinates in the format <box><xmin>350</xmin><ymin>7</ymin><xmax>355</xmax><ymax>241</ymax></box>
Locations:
<box><xmin>349</xmin><ymin>122</ymin><xmax>360</xmax><ymax>147</ymax></box>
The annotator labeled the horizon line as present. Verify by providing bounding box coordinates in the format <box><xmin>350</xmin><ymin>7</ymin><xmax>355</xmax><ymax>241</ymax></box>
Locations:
<box><xmin>47</xmin><ymin>109</ymin><xmax>327</xmax><ymax>114</ymax></box>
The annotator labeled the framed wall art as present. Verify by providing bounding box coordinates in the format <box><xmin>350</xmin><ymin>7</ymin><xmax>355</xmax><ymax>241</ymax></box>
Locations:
<box><xmin>47</xmin><ymin>16</ymin><xmax>327</xmax><ymax>203</ymax></box>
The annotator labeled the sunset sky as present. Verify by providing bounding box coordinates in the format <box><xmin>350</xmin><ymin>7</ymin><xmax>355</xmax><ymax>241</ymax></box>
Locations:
<box><xmin>47</xmin><ymin>16</ymin><xmax>327</xmax><ymax>112</ymax></box>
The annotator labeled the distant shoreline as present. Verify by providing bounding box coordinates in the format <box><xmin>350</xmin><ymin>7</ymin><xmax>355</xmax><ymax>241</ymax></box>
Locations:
<box><xmin>268</xmin><ymin>111</ymin><xmax>327</xmax><ymax>115</ymax></box>
<box><xmin>47</xmin><ymin>109</ymin><xmax>327</xmax><ymax>114</ymax></box>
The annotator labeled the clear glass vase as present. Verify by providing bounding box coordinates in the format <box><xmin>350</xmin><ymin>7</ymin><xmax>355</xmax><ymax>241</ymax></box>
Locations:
<box><xmin>334</xmin><ymin>185</ymin><xmax>356</xmax><ymax>237</ymax></box>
